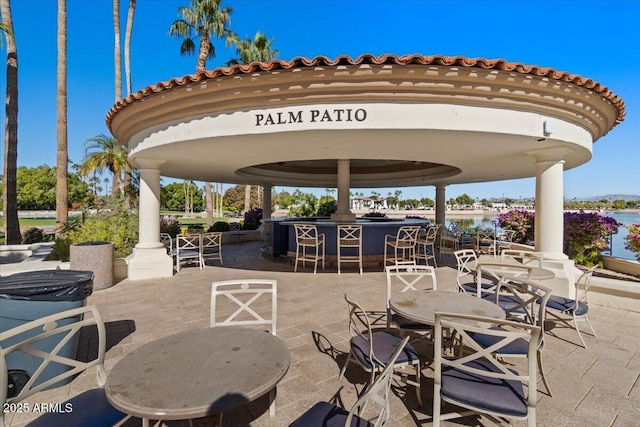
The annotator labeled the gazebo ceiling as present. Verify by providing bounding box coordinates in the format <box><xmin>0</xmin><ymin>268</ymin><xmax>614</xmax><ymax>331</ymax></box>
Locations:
<box><xmin>106</xmin><ymin>53</ymin><xmax>625</xmax><ymax>188</ymax></box>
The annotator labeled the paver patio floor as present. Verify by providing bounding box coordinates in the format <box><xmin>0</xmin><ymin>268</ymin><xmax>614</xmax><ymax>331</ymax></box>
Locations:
<box><xmin>5</xmin><ymin>241</ymin><xmax>640</xmax><ymax>426</ymax></box>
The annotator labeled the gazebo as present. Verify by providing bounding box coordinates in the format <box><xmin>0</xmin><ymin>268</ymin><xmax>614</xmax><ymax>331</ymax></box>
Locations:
<box><xmin>106</xmin><ymin>54</ymin><xmax>625</xmax><ymax>280</ymax></box>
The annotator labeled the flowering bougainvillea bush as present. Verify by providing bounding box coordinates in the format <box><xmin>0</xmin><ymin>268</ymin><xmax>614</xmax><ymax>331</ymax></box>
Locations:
<box><xmin>625</xmin><ymin>223</ymin><xmax>640</xmax><ymax>261</ymax></box>
<box><xmin>496</xmin><ymin>210</ymin><xmax>535</xmax><ymax>244</ymax></box>
<box><xmin>497</xmin><ymin>209</ymin><xmax>619</xmax><ymax>266</ymax></box>
<box><xmin>563</xmin><ymin>211</ymin><xmax>619</xmax><ymax>266</ymax></box>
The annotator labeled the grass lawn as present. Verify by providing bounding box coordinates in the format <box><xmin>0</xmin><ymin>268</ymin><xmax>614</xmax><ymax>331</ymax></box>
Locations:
<box><xmin>0</xmin><ymin>218</ymin><xmax>57</xmax><ymax>228</ymax></box>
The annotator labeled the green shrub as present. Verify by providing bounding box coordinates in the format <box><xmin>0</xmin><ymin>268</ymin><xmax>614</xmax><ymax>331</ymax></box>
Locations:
<box><xmin>21</xmin><ymin>227</ymin><xmax>44</xmax><ymax>244</ymax></box>
<box><xmin>317</xmin><ymin>200</ymin><xmax>337</xmax><ymax>217</ymax></box>
<box><xmin>53</xmin><ymin>235</ymin><xmax>73</xmax><ymax>262</ymax></box>
<box><xmin>210</xmin><ymin>221</ymin><xmax>231</xmax><ymax>232</ymax></box>
<box><xmin>160</xmin><ymin>217</ymin><xmax>181</xmax><ymax>237</ymax></box>
<box><xmin>54</xmin><ymin>209</ymin><xmax>139</xmax><ymax>261</ymax></box>
<box><xmin>243</xmin><ymin>221</ymin><xmax>257</xmax><ymax>230</ymax></box>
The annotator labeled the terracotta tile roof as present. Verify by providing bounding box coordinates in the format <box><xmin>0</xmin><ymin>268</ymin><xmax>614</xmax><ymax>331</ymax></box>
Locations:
<box><xmin>105</xmin><ymin>53</ymin><xmax>626</xmax><ymax>129</ymax></box>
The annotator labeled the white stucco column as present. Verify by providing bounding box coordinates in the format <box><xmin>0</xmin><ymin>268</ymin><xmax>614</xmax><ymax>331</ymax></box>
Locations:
<box><xmin>331</xmin><ymin>159</ymin><xmax>357</xmax><ymax>222</ymax></box>
<box><xmin>435</xmin><ymin>184</ymin><xmax>446</xmax><ymax>226</ymax></box>
<box><xmin>127</xmin><ymin>158</ymin><xmax>173</xmax><ymax>280</ymax></box>
<box><xmin>533</xmin><ymin>155</ymin><xmax>568</xmax><ymax>260</ymax></box>
<box><xmin>262</xmin><ymin>185</ymin><xmax>272</xmax><ymax>220</ymax></box>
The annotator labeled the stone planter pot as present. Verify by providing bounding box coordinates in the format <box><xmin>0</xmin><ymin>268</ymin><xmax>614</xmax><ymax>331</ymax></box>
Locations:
<box><xmin>70</xmin><ymin>241</ymin><xmax>114</xmax><ymax>290</ymax></box>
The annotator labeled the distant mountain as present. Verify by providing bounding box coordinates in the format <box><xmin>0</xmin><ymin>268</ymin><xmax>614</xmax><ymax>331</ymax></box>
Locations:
<box><xmin>582</xmin><ymin>194</ymin><xmax>640</xmax><ymax>202</ymax></box>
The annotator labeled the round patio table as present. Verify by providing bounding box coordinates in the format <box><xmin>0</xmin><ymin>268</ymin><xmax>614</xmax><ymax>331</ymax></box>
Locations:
<box><xmin>389</xmin><ymin>290</ymin><xmax>506</xmax><ymax>326</ymax></box>
<box><xmin>105</xmin><ymin>326</ymin><xmax>290</xmax><ymax>426</ymax></box>
<box><xmin>476</xmin><ymin>259</ymin><xmax>556</xmax><ymax>280</ymax></box>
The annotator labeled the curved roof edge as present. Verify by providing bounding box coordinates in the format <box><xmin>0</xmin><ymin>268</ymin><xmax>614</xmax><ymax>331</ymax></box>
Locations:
<box><xmin>105</xmin><ymin>53</ymin><xmax>626</xmax><ymax>131</ymax></box>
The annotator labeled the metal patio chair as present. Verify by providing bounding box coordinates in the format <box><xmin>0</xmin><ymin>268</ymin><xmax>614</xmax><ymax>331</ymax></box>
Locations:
<box><xmin>0</xmin><ymin>305</ymin><xmax>129</xmax><ymax>427</ymax></box>
<box><xmin>340</xmin><ymin>293</ymin><xmax>423</xmax><ymax>406</ymax></box>
<box><xmin>385</xmin><ymin>264</ymin><xmax>437</xmax><ymax>339</ymax></box>
<box><xmin>337</xmin><ymin>224</ymin><xmax>363</xmax><ymax>275</ymax></box>
<box><xmin>175</xmin><ymin>233</ymin><xmax>204</xmax><ymax>271</ymax></box>
<box><xmin>432</xmin><ymin>312</ymin><xmax>540</xmax><ymax>427</ymax></box>
<box><xmin>541</xmin><ymin>265</ymin><xmax>598</xmax><ymax>348</ymax></box>
<box><xmin>289</xmin><ymin>336</ymin><xmax>410</xmax><ymax>427</ymax></box>
<box><xmin>383</xmin><ymin>225</ymin><xmax>420</xmax><ymax>268</ymax></box>
<box><xmin>202</xmin><ymin>231</ymin><xmax>223</xmax><ymax>266</ymax></box>
<box><xmin>293</xmin><ymin>224</ymin><xmax>326</xmax><ymax>274</ymax></box>
<box><xmin>210</xmin><ymin>279</ymin><xmax>278</xmax><ymax>419</ymax></box>
<box><xmin>414</xmin><ymin>224</ymin><xmax>441</xmax><ymax>267</ymax></box>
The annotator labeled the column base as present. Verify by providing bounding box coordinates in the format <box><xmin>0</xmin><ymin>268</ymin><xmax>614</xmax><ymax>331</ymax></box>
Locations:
<box><xmin>330</xmin><ymin>212</ymin><xmax>357</xmax><ymax>222</ymax></box>
<box><xmin>127</xmin><ymin>247</ymin><xmax>174</xmax><ymax>281</ymax></box>
<box><xmin>537</xmin><ymin>251</ymin><xmax>569</xmax><ymax>261</ymax></box>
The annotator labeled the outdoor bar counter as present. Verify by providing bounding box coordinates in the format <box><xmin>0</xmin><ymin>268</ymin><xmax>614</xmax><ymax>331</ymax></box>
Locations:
<box><xmin>265</xmin><ymin>217</ymin><xmax>429</xmax><ymax>267</ymax></box>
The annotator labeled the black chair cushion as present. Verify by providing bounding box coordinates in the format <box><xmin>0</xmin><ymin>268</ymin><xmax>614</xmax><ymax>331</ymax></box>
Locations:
<box><xmin>461</xmin><ymin>282</ymin><xmax>493</xmax><ymax>291</ymax></box>
<box><xmin>481</xmin><ymin>293</ymin><xmax>527</xmax><ymax>314</ymax></box>
<box><xmin>26</xmin><ymin>388</ymin><xmax>126</xmax><ymax>427</ymax></box>
<box><xmin>391</xmin><ymin>313</ymin><xmax>432</xmax><ymax>331</ymax></box>
<box><xmin>289</xmin><ymin>401</ymin><xmax>373</xmax><ymax>427</ymax></box>
<box><xmin>543</xmin><ymin>296</ymin><xmax>587</xmax><ymax>315</ymax></box>
<box><xmin>471</xmin><ymin>326</ymin><xmax>528</xmax><ymax>355</ymax></box>
<box><xmin>350</xmin><ymin>331</ymin><xmax>420</xmax><ymax>371</ymax></box>
<box><xmin>441</xmin><ymin>359</ymin><xmax>527</xmax><ymax>418</ymax></box>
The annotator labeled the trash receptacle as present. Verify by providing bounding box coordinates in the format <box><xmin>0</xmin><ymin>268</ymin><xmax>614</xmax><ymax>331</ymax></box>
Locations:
<box><xmin>0</xmin><ymin>270</ymin><xmax>94</xmax><ymax>389</ymax></box>
<box><xmin>70</xmin><ymin>241</ymin><xmax>114</xmax><ymax>290</ymax></box>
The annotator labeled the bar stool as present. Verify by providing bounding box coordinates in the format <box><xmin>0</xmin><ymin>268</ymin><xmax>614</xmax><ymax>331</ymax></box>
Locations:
<box><xmin>414</xmin><ymin>224</ymin><xmax>441</xmax><ymax>267</ymax></box>
<box><xmin>383</xmin><ymin>225</ymin><xmax>421</xmax><ymax>268</ymax></box>
<box><xmin>337</xmin><ymin>224</ymin><xmax>363</xmax><ymax>275</ymax></box>
<box><xmin>293</xmin><ymin>224</ymin><xmax>325</xmax><ymax>274</ymax></box>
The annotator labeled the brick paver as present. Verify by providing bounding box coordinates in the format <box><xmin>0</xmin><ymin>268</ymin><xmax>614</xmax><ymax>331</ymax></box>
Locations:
<box><xmin>5</xmin><ymin>241</ymin><xmax>640</xmax><ymax>426</ymax></box>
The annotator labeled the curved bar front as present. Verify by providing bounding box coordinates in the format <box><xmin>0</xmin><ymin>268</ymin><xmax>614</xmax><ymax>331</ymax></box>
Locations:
<box><xmin>265</xmin><ymin>217</ymin><xmax>429</xmax><ymax>268</ymax></box>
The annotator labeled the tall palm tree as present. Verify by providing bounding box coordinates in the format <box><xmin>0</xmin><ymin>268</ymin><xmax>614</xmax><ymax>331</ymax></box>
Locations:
<box><xmin>55</xmin><ymin>0</ymin><xmax>68</xmax><ymax>236</ymax></box>
<box><xmin>169</xmin><ymin>0</ymin><xmax>233</xmax><ymax>73</ymax></box>
<box><xmin>113</xmin><ymin>0</ymin><xmax>122</xmax><ymax>101</ymax></box>
<box><xmin>226</xmin><ymin>31</ymin><xmax>278</xmax><ymax>213</ymax></box>
<box><xmin>169</xmin><ymin>0</ymin><xmax>232</xmax><ymax>226</ymax></box>
<box><xmin>80</xmin><ymin>134</ymin><xmax>129</xmax><ymax>198</ymax></box>
<box><xmin>1</xmin><ymin>1</ymin><xmax>20</xmax><ymax>244</ymax></box>
<box><xmin>225</xmin><ymin>31</ymin><xmax>278</xmax><ymax>66</ymax></box>
<box><xmin>124</xmin><ymin>0</ymin><xmax>135</xmax><ymax>95</ymax></box>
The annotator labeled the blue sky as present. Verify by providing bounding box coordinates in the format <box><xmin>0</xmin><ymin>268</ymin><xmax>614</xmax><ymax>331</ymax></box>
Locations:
<box><xmin>1</xmin><ymin>0</ymin><xmax>638</xmax><ymax>201</ymax></box>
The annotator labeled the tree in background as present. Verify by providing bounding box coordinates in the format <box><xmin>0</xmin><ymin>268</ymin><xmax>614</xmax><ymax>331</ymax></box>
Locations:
<box><xmin>223</xmin><ymin>184</ymin><xmax>259</xmax><ymax>213</ymax></box>
<box><xmin>169</xmin><ymin>0</ymin><xmax>233</xmax><ymax>225</ymax></box>
<box><xmin>612</xmin><ymin>199</ymin><xmax>626</xmax><ymax>210</ymax></box>
<box><xmin>124</xmin><ymin>0</ymin><xmax>135</xmax><ymax>95</ymax></box>
<box><xmin>225</xmin><ymin>30</ymin><xmax>277</xmax><ymax>213</ymax></box>
<box><xmin>225</xmin><ymin>31</ymin><xmax>278</xmax><ymax>66</ymax></box>
<box><xmin>456</xmin><ymin>193</ymin><xmax>474</xmax><ymax>207</ymax></box>
<box><xmin>421</xmin><ymin>197</ymin><xmax>435</xmax><ymax>208</ymax></box>
<box><xmin>113</xmin><ymin>0</ymin><xmax>122</xmax><ymax>101</ymax></box>
<box><xmin>112</xmin><ymin>0</ymin><xmax>135</xmax><ymax>205</ymax></box>
<box><xmin>80</xmin><ymin>134</ymin><xmax>129</xmax><ymax>198</ymax></box>
<box><xmin>14</xmin><ymin>166</ymin><xmax>91</xmax><ymax>210</ymax></box>
<box><xmin>1</xmin><ymin>0</ymin><xmax>20</xmax><ymax>244</ymax></box>
<box><xmin>55</xmin><ymin>0</ymin><xmax>68</xmax><ymax>237</ymax></box>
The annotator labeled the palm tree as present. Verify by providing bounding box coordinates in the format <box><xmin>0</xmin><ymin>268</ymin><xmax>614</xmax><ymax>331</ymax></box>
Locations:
<box><xmin>169</xmin><ymin>0</ymin><xmax>233</xmax><ymax>73</ymax></box>
<box><xmin>55</xmin><ymin>0</ymin><xmax>68</xmax><ymax>236</ymax></box>
<box><xmin>169</xmin><ymin>0</ymin><xmax>232</xmax><ymax>225</ymax></box>
<box><xmin>1</xmin><ymin>1</ymin><xmax>20</xmax><ymax>244</ymax></box>
<box><xmin>113</xmin><ymin>0</ymin><xmax>122</xmax><ymax>101</ymax></box>
<box><xmin>80</xmin><ymin>134</ymin><xmax>129</xmax><ymax>198</ymax></box>
<box><xmin>225</xmin><ymin>31</ymin><xmax>278</xmax><ymax>66</ymax></box>
<box><xmin>225</xmin><ymin>31</ymin><xmax>278</xmax><ymax>213</ymax></box>
<box><xmin>124</xmin><ymin>0</ymin><xmax>135</xmax><ymax>95</ymax></box>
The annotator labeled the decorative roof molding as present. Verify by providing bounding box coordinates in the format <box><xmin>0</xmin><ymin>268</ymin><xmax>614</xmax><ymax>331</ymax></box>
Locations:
<box><xmin>105</xmin><ymin>53</ymin><xmax>625</xmax><ymax>130</ymax></box>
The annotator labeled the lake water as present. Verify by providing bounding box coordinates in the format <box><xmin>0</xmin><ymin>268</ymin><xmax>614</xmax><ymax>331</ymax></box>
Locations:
<box><xmin>445</xmin><ymin>212</ymin><xmax>640</xmax><ymax>261</ymax></box>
